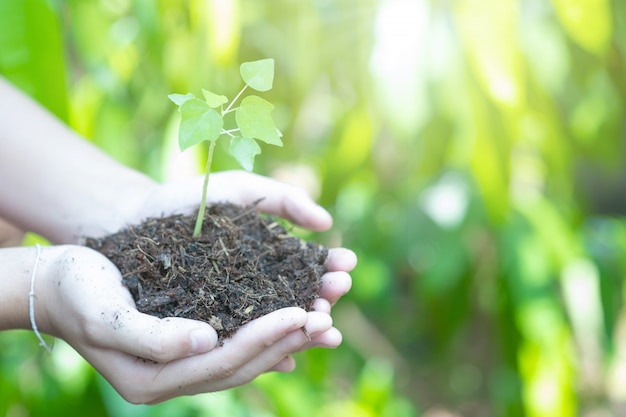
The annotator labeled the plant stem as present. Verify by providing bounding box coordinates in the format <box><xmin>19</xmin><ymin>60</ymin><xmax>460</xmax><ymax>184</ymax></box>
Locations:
<box><xmin>193</xmin><ymin>140</ymin><xmax>217</xmax><ymax>238</ymax></box>
<box><xmin>223</xmin><ymin>85</ymin><xmax>247</xmax><ymax>115</ymax></box>
<box><xmin>222</xmin><ymin>128</ymin><xmax>240</xmax><ymax>136</ymax></box>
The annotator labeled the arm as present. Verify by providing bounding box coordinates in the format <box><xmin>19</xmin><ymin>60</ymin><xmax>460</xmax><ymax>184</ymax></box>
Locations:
<box><xmin>0</xmin><ymin>77</ymin><xmax>154</xmax><ymax>243</ymax></box>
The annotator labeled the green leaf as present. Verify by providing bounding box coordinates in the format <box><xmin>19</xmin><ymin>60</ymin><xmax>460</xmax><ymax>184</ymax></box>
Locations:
<box><xmin>0</xmin><ymin>0</ymin><xmax>69</xmax><ymax>121</ymax></box>
<box><xmin>202</xmin><ymin>89</ymin><xmax>228</xmax><ymax>108</ymax></box>
<box><xmin>235</xmin><ymin>95</ymin><xmax>283</xmax><ymax>146</ymax></box>
<box><xmin>178</xmin><ymin>98</ymin><xmax>223</xmax><ymax>151</ymax></box>
<box><xmin>240</xmin><ymin>58</ymin><xmax>274</xmax><ymax>91</ymax></box>
<box><xmin>168</xmin><ymin>92</ymin><xmax>196</xmax><ymax>107</ymax></box>
<box><xmin>552</xmin><ymin>0</ymin><xmax>612</xmax><ymax>56</ymax></box>
<box><xmin>229</xmin><ymin>137</ymin><xmax>262</xmax><ymax>171</ymax></box>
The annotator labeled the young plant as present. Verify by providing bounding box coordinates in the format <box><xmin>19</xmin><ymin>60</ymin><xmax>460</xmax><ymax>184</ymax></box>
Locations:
<box><xmin>168</xmin><ymin>58</ymin><xmax>282</xmax><ymax>237</ymax></box>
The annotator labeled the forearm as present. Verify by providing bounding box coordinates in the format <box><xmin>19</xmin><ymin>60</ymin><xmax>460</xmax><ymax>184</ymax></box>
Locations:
<box><xmin>0</xmin><ymin>77</ymin><xmax>157</xmax><ymax>243</ymax></box>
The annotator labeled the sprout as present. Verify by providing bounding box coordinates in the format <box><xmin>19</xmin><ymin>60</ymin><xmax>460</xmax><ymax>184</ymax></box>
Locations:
<box><xmin>168</xmin><ymin>59</ymin><xmax>282</xmax><ymax>237</ymax></box>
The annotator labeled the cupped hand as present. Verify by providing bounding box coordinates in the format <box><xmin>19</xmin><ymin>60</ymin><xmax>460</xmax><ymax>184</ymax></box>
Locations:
<box><xmin>48</xmin><ymin>170</ymin><xmax>357</xmax><ymax>402</ymax></box>
<box><xmin>38</xmin><ymin>244</ymin><xmax>342</xmax><ymax>403</ymax></box>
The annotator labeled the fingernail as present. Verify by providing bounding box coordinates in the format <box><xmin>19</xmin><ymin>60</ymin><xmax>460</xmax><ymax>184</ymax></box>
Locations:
<box><xmin>190</xmin><ymin>329</ymin><xmax>215</xmax><ymax>354</ymax></box>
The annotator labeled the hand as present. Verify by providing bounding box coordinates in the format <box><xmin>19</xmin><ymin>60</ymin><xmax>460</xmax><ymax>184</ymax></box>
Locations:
<box><xmin>40</xmin><ymin>172</ymin><xmax>355</xmax><ymax>403</ymax></box>
<box><xmin>136</xmin><ymin>170</ymin><xmax>336</xmax><ymax>232</ymax></box>
<box><xmin>38</xmin><ymin>244</ymin><xmax>351</xmax><ymax>404</ymax></box>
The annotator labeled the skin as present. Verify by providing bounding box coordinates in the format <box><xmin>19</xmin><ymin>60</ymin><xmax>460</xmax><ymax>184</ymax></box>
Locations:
<box><xmin>0</xmin><ymin>77</ymin><xmax>356</xmax><ymax>404</ymax></box>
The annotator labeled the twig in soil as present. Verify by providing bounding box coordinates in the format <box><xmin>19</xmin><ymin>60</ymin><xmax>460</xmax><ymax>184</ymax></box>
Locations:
<box><xmin>218</xmin><ymin>237</ymin><xmax>229</xmax><ymax>254</ymax></box>
<box><xmin>179</xmin><ymin>246</ymin><xmax>187</xmax><ymax>268</ymax></box>
<box><xmin>301</xmin><ymin>327</ymin><xmax>311</xmax><ymax>342</ymax></box>
<box><xmin>136</xmin><ymin>244</ymin><xmax>154</xmax><ymax>263</ymax></box>
<box><xmin>230</xmin><ymin>198</ymin><xmax>265</xmax><ymax>222</ymax></box>
<box><xmin>277</xmin><ymin>274</ymin><xmax>296</xmax><ymax>303</ymax></box>
<box><xmin>137</xmin><ymin>236</ymin><xmax>160</xmax><ymax>246</ymax></box>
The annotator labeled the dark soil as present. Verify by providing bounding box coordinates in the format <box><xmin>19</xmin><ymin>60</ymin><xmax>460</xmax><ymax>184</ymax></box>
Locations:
<box><xmin>85</xmin><ymin>202</ymin><xmax>327</xmax><ymax>342</ymax></box>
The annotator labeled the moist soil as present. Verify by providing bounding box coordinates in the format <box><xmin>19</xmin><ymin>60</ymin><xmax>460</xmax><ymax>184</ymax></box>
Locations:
<box><xmin>85</xmin><ymin>202</ymin><xmax>327</xmax><ymax>342</ymax></box>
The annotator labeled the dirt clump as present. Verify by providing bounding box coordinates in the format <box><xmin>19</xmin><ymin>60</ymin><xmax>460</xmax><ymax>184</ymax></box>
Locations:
<box><xmin>85</xmin><ymin>202</ymin><xmax>327</xmax><ymax>342</ymax></box>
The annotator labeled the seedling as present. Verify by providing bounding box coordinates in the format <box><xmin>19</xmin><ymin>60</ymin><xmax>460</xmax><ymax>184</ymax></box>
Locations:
<box><xmin>168</xmin><ymin>58</ymin><xmax>282</xmax><ymax>237</ymax></box>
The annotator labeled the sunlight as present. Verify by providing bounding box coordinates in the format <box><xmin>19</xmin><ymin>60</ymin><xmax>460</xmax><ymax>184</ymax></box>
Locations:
<box><xmin>369</xmin><ymin>0</ymin><xmax>429</xmax><ymax>134</ymax></box>
<box><xmin>420</xmin><ymin>172</ymin><xmax>469</xmax><ymax>229</ymax></box>
<box><xmin>455</xmin><ymin>0</ymin><xmax>522</xmax><ymax>107</ymax></box>
<box><xmin>191</xmin><ymin>0</ymin><xmax>240</xmax><ymax>64</ymax></box>
<box><xmin>207</xmin><ymin>0</ymin><xmax>240</xmax><ymax>63</ymax></box>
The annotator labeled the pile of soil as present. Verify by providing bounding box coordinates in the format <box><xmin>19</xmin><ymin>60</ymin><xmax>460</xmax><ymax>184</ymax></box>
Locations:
<box><xmin>85</xmin><ymin>202</ymin><xmax>327</xmax><ymax>342</ymax></box>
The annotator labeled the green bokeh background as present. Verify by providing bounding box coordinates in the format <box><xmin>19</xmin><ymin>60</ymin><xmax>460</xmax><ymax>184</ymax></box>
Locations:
<box><xmin>2</xmin><ymin>0</ymin><xmax>626</xmax><ymax>416</ymax></box>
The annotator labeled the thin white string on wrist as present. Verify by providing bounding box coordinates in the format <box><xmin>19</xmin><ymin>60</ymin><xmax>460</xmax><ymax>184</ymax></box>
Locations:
<box><xmin>29</xmin><ymin>243</ymin><xmax>54</xmax><ymax>352</ymax></box>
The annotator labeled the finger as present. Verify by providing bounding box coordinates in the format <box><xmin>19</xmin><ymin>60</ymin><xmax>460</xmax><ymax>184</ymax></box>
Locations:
<box><xmin>325</xmin><ymin>248</ymin><xmax>358</xmax><ymax>272</ymax></box>
<box><xmin>298</xmin><ymin>327</ymin><xmax>343</xmax><ymax>351</ymax></box>
<box><xmin>258</xmin><ymin>187</ymin><xmax>332</xmax><ymax>232</ymax></box>
<box><xmin>163</xmin><ymin>308</ymin><xmax>309</xmax><ymax>394</ymax></box>
<box><xmin>91</xmin><ymin>308</ymin><xmax>218</xmax><ymax>362</ymax></box>
<box><xmin>209</xmin><ymin>171</ymin><xmax>333</xmax><ymax>231</ymax></box>
<box><xmin>148</xmin><ymin>171</ymin><xmax>333</xmax><ymax>231</ymax></box>
<box><xmin>312</xmin><ymin>298</ymin><xmax>331</xmax><ymax>314</ymax></box>
<box><xmin>90</xmin><ymin>307</ymin><xmax>310</xmax><ymax>403</ymax></box>
<box><xmin>225</xmin><ymin>312</ymin><xmax>332</xmax><ymax>382</ymax></box>
<box><xmin>319</xmin><ymin>271</ymin><xmax>352</xmax><ymax>305</ymax></box>
<box><xmin>250</xmin><ymin>182</ymin><xmax>332</xmax><ymax>231</ymax></box>
<box><xmin>303</xmin><ymin>311</ymin><xmax>333</xmax><ymax>335</ymax></box>
<box><xmin>266</xmin><ymin>355</ymin><xmax>296</xmax><ymax>373</ymax></box>
<box><xmin>219</xmin><ymin>328</ymin><xmax>310</xmax><ymax>388</ymax></box>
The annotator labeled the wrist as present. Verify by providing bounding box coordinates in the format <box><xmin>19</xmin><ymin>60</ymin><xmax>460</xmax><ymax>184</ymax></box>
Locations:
<box><xmin>27</xmin><ymin>244</ymin><xmax>53</xmax><ymax>351</ymax></box>
<box><xmin>26</xmin><ymin>244</ymin><xmax>69</xmax><ymax>337</ymax></box>
<box><xmin>0</xmin><ymin>245</ymin><xmax>67</xmax><ymax>333</ymax></box>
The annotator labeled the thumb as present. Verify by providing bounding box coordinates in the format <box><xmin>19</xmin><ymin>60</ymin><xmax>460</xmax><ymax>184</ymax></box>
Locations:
<box><xmin>94</xmin><ymin>309</ymin><xmax>218</xmax><ymax>362</ymax></box>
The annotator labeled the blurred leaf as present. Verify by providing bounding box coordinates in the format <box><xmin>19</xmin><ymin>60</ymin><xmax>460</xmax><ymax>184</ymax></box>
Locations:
<box><xmin>240</xmin><ymin>58</ymin><xmax>274</xmax><ymax>91</ymax></box>
<box><xmin>551</xmin><ymin>0</ymin><xmax>612</xmax><ymax>56</ymax></box>
<box><xmin>178</xmin><ymin>98</ymin><xmax>223</xmax><ymax>150</ymax></box>
<box><xmin>168</xmin><ymin>92</ymin><xmax>196</xmax><ymax>106</ymax></box>
<box><xmin>466</xmin><ymin>86</ymin><xmax>511</xmax><ymax>223</ymax></box>
<box><xmin>356</xmin><ymin>358</ymin><xmax>394</xmax><ymax>412</ymax></box>
<box><xmin>229</xmin><ymin>136</ymin><xmax>261</xmax><ymax>171</ymax></box>
<box><xmin>332</xmin><ymin>106</ymin><xmax>374</xmax><ymax>173</ymax></box>
<box><xmin>253</xmin><ymin>373</ymin><xmax>318</xmax><ymax>417</ymax></box>
<box><xmin>418</xmin><ymin>233</ymin><xmax>468</xmax><ymax>295</ymax></box>
<box><xmin>560</xmin><ymin>258</ymin><xmax>605</xmax><ymax>357</ymax></box>
<box><xmin>202</xmin><ymin>89</ymin><xmax>228</xmax><ymax>108</ymax></box>
<box><xmin>0</xmin><ymin>0</ymin><xmax>68</xmax><ymax>120</ymax></box>
<box><xmin>517</xmin><ymin>304</ymin><xmax>577</xmax><ymax>417</ymax></box>
<box><xmin>350</xmin><ymin>252</ymin><xmax>390</xmax><ymax>300</ymax></box>
<box><xmin>235</xmin><ymin>95</ymin><xmax>282</xmax><ymax>145</ymax></box>
<box><xmin>318</xmin><ymin>402</ymin><xmax>376</xmax><ymax>417</ymax></box>
<box><xmin>455</xmin><ymin>0</ymin><xmax>523</xmax><ymax>106</ymax></box>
